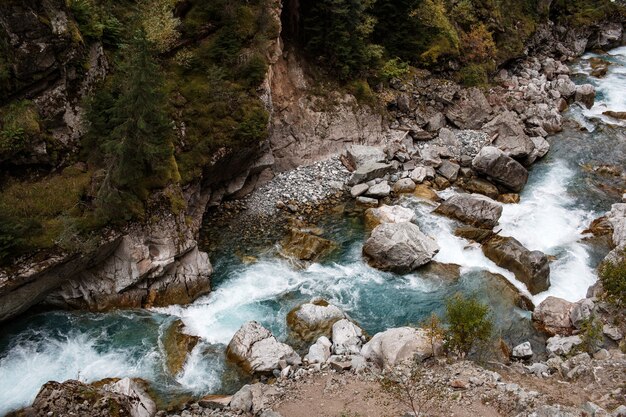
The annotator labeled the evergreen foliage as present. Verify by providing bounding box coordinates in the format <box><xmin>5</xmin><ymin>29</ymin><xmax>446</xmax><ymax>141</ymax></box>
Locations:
<box><xmin>444</xmin><ymin>293</ymin><xmax>493</xmax><ymax>357</ymax></box>
<box><xmin>599</xmin><ymin>252</ymin><xmax>626</xmax><ymax>308</ymax></box>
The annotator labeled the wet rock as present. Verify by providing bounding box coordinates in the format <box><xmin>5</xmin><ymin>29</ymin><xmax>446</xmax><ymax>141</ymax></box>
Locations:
<box><xmin>198</xmin><ymin>395</ymin><xmax>232</xmax><ymax>409</ymax></box>
<box><xmin>437</xmin><ymin>160</ymin><xmax>460</xmax><ymax>182</ymax></box>
<box><xmin>575</xmin><ymin>84</ymin><xmax>596</xmax><ymax>109</ymax></box>
<box><xmin>163</xmin><ymin>319</ymin><xmax>199</xmax><ymax>376</ymax></box>
<box><xmin>533</xmin><ymin>297</ymin><xmax>574</xmax><ymax>336</ymax></box>
<box><xmin>472</xmin><ymin>146</ymin><xmax>529</xmax><ymax>192</ymax></box>
<box><xmin>413</xmin><ymin>184</ymin><xmax>440</xmax><ymax>201</ymax></box>
<box><xmin>287</xmin><ymin>299</ymin><xmax>347</xmax><ymax>341</ymax></box>
<box><xmin>304</xmin><ymin>336</ymin><xmax>332</xmax><ymax>364</ymax></box>
<box><xmin>365</xmin><ymin>205</ymin><xmax>416</xmax><ymax>228</ymax></box>
<box><xmin>546</xmin><ymin>335</ymin><xmax>583</xmax><ymax>356</ymax></box>
<box><xmin>362</xmin><ymin>222</ymin><xmax>439</xmax><ymax>273</ymax></box>
<box><xmin>454</xmin><ymin>226</ymin><xmax>494</xmax><ymax>243</ymax></box>
<box><xmin>498</xmin><ymin>193</ymin><xmax>521</xmax><ymax>204</ymax></box>
<box><xmin>365</xmin><ymin>181</ymin><xmax>391</xmax><ymax>198</ymax></box>
<box><xmin>350</xmin><ymin>183</ymin><xmax>369</xmax><ymax>197</ymax></box>
<box><xmin>361</xmin><ymin>327</ymin><xmax>441</xmax><ymax>368</ymax></box>
<box><xmin>331</xmin><ymin>319</ymin><xmax>364</xmax><ymax>355</ymax></box>
<box><xmin>482</xmin><ymin>235</ymin><xmax>550</xmax><ymax>295</ymax></box>
<box><xmin>435</xmin><ymin>193</ymin><xmax>502</xmax><ymax>229</ymax></box>
<box><xmin>512</xmin><ymin>341</ymin><xmax>534</xmax><ymax>360</ymax></box>
<box><xmin>481</xmin><ymin>111</ymin><xmax>535</xmax><ymax>159</ymax></box>
<box><xmin>226</xmin><ymin>321</ymin><xmax>301</xmax><ymax>374</ymax></box>
<box><xmin>590</xmin><ymin>57</ymin><xmax>610</xmax><ymax>78</ymax></box>
<box><xmin>603</xmin><ymin>110</ymin><xmax>626</xmax><ymax>120</ymax></box>
<box><xmin>345</xmin><ymin>145</ymin><xmax>386</xmax><ymax>169</ymax></box>
<box><xmin>393</xmin><ymin>178</ymin><xmax>416</xmax><ymax>193</ymax></box>
<box><xmin>458</xmin><ymin>178</ymin><xmax>500</xmax><ymax>199</ymax></box>
<box><xmin>348</xmin><ymin>162</ymin><xmax>394</xmax><ymax>185</ymax></box>
<box><xmin>281</xmin><ymin>228</ymin><xmax>336</xmax><ymax>262</ymax></box>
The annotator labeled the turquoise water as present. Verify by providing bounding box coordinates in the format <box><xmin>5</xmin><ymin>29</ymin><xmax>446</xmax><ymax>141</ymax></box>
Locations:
<box><xmin>0</xmin><ymin>48</ymin><xmax>625</xmax><ymax>416</ymax></box>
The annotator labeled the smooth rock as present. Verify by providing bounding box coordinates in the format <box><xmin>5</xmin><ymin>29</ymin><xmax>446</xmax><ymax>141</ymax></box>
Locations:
<box><xmin>472</xmin><ymin>146</ymin><xmax>529</xmax><ymax>192</ymax></box>
<box><xmin>546</xmin><ymin>335</ymin><xmax>582</xmax><ymax>356</ymax></box>
<box><xmin>287</xmin><ymin>299</ymin><xmax>347</xmax><ymax>341</ymax></box>
<box><xmin>304</xmin><ymin>336</ymin><xmax>332</xmax><ymax>364</ymax></box>
<box><xmin>365</xmin><ymin>181</ymin><xmax>391</xmax><ymax>198</ymax></box>
<box><xmin>458</xmin><ymin>178</ymin><xmax>500</xmax><ymax>199</ymax></box>
<box><xmin>533</xmin><ymin>297</ymin><xmax>574</xmax><ymax>336</ymax></box>
<box><xmin>435</xmin><ymin>193</ymin><xmax>502</xmax><ymax>229</ymax></box>
<box><xmin>365</xmin><ymin>205</ymin><xmax>416</xmax><ymax>228</ymax></box>
<box><xmin>361</xmin><ymin>327</ymin><xmax>441</xmax><ymax>368</ymax></box>
<box><xmin>281</xmin><ymin>228</ymin><xmax>335</xmax><ymax>262</ymax></box>
<box><xmin>362</xmin><ymin>222</ymin><xmax>439</xmax><ymax>273</ymax></box>
<box><xmin>393</xmin><ymin>178</ymin><xmax>416</xmax><ymax>193</ymax></box>
<box><xmin>331</xmin><ymin>319</ymin><xmax>364</xmax><ymax>355</ymax></box>
<box><xmin>350</xmin><ymin>183</ymin><xmax>369</xmax><ymax>197</ymax></box>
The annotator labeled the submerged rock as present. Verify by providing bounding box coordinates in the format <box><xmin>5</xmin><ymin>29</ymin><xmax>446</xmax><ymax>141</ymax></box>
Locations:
<box><xmin>472</xmin><ymin>146</ymin><xmax>529</xmax><ymax>192</ymax></box>
<box><xmin>362</xmin><ymin>222</ymin><xmax>439</xmax><ymax>273</ymax></box>
<box><xmin>533</xmin><ymin>297</ymin><xmax>574</xmax><ymax>336</ymax></box>
<box><xmin>361</xmin><ymin>327</ymin><xmax>441</xmax><ymax>368</ymax></box>
<box><xmin>482</xmin><ymin>235</ymin><xmax>550</xmax><ymax>295</ymax></box>
<box><xmin>163</xmin><ymin>319</ymin><xmax>199</xmax><ymax>376</ymax></box>
<box><xmin>435</xmin><ymin>193</ymin><xmax>502</xmax><ymax>229</ymax></box>
<box><xmin>226</xmin><ymin>321</ymin><xmax>301</xmax><ymax>374</ymax></box>
<box><xmin>281</xmin><ymin>228</ymin><xmax>336</xmax><ymax>262</ymax></box>
<box><xmin>287</xmin><ymin>299</ymin><xmax>347</xmax><ymax>341</ymax></box>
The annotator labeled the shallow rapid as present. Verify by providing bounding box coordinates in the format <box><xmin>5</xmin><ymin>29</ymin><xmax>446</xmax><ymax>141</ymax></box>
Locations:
<box><xmin>0</xmin><ymin>48</ymin><xmax>625</xmax><ymax>415</ymax></box>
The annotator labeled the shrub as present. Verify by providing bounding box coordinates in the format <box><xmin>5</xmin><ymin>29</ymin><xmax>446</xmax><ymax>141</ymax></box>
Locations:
<box><xmin>140</xmin><ymin>0</ymin><xmax>181</xmax><ymax>53</ymax></box>
<box><xmin>460</xmin><ymin>24</ymin><xmax>496</xmax><ymax>64</ymax></box>
<box><xmin>380</xmin><ymin>58</ymin><xmax>410</xmax><ymax>81</ymax></box>
<box><xmin>444</xmin><ymin>293</ymin><xmax>493</xmax><ymax>357</ymax></box>
<box><xmin>0</xmin><ymin>100</ymin><xmax>42</xmax><ymax>159</ymax></box>
<box><xmin>379</xmin><ymin>361</ymin><xmax>442</xmax><ymax>416</ymax></box>
<box><xmin>422</xmin><ymin>312</ymin><xmax>445</xmax><ymax>355</ymax></box>
<box><xmin>599</xmin><ymin>252</ymin><xmax>626</xmax><ymax>308</ymax></box>
<box><xmin>458</xmin><ymin>63</ymin><xmax>489</xmax><ymax>87</ymax></box>
<box><xmin>578</xmin><ymin>316</ymin><xmax>604</xmax><ymax>354</ymax></box>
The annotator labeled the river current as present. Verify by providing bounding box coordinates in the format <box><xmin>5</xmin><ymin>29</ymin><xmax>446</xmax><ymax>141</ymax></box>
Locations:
<box><xmin>0</xmin><ymin>48</ymin><xmax>625</xmax><ymax>415</ymax></box>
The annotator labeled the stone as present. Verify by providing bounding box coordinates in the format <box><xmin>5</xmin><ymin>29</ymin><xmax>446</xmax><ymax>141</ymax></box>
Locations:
<box><xmin>328</xmin><ymin>356</ymin><xmax>352</xmax><ymax>372</ymax></box>
<box><xmin>410</xmin><ymin>166</ymin><xmax>436</xmax><ymax>183</ymax></box>
<box><xmin>351</xmin><ymin>354</ymin><xmax>367</xmax><ymax>372</ymax></box>
<box><xmin>304</xmin><ymin>336</ymin><xmax>332</xmax><ymax>364</ymax></box>
<box><xmin>281</xmin><ymin>228</ymin><xmax>336</xmax><ymax>262</ymax></box>
<box><xmin>365</xmin><ymin>181</ymin><xmax>391</xmax><ymax>198</ymax></box>
<box><xmin>593</xmin><ymin>349</ymin><xmax>610</xmax><ymax>360</ymax></box>
<box><xmin>105</xmin><ymin>378</ymin><xmax>157</xmax><ymax>417</ymax></box>
<box><xmin>575</xmin><ymin>84</ymin><xmax>596</xmax><ymax>109</ymax></box>
<box><xmin>481</xmin><ymin>111</ymin><xmax>535</xmax><ymax>159</ymax></box>
<box><xmin>348</xmin><ymin>162</ymin><xmax>394</xmax><ymax>185</ymax></box>
<box><xmin>426</xmin><ymin>112</ymin><xmax>447</xmax><ymax>132</ymax></box>
<box><xmin>229</xmin><ymin>384</ymin><xmax>274</xmax><ymax>415</ymax></box>
<box><xmin>346</xmin><ymin>145</ymin><xmax>386</xmax><ymax>169</ymax></box>
<box><xmin>546</xmin><ymin>335</ymin><xmax>583</xmax><ymax>356</ymax></box>
<box><xmin>226</xmin><ymin>321</ymin><xmax>301</xmax><ymax>374</ymax></box>
<box><xmin>472</xmin><ymin>146</ymin><xmax>529</xmax><ymax>192</ymax></box>
<box><xmin>435</xmin><ymin>193</ymin><xmax>502</xmax><ymax>229</ymax></box>
<box><xmin>554</xmin><ymin>78</ymin><xmax>577</xmax><ymax>99</ymax></box>
<box><xmin>419</xmin><ymin>147</ymin><xmax>443</xmax><ymax>167</ymax></box>
<box><xmin>393</xmin><ymin>178</ymin><xmax>416</xmax><ymax>193</ymax></box>
<box><xmin>533</xmin><ymin>296</ymin><xmax>574</xmax><ymax>336</ymax></box>
<box><xmin>603</xmin><ymin>324</ymin><xmax>623</xmax><ymax>341</ymax></box>
<box><xmin>259</xmin><ymin>411</ymin><xmax>283</xmax><ymax>417</ymax></box>
<box><xmin>356</xmin><ymin>196</ymin><xmax>379</xmax><ymax>207</ymax></box>
<box><xmin>413</xmin><ymin>184</ymin><xmax>440</xmax><ymax>201</ymax></box>
<box><xmin>482</xmin><ymin>235</ymin><xmax>550</xmax><ymax>295</ymax></box>
<box><xmin>526</xmin><ymin>136</ymin><xmax>551</xmax><ymax>165</ymax></box>
<box><xmin>454</xmin><ymin>226</ymin><xmax>494</xmax><ymax>243</ymax></box>
<box><xmin>525</xmin><ymin>362</ymin><xmax>549</xmax><ymax>377</ymax></box>
<box><xmin>362</xmin><ymin>222</ymin><xmax>439</xmax><ymax>273</ymax></box>
<box><xmin>331</xmin><ymin>319</ymin><xmax>364</xmax><ymax>355</ymax></box>
<box><xmin>361</xmin><ymin>327</ymin><xmax>441</xmax><ymax>368</ymax></box>
<box><xmin>498</xmin><ymin>193</ymin><xmax>520</xmax><ymax>204</ymax></box>
<box><xmin>162</xmin><ymin>320</ymin><xmax>199</xmax><ymax>376</ymax></box>
<box><xmin>446</xmin><ymin>88</ymin><xmax>493</xmax><ymax>129</ymax></box>
<box><xmin>512</xmin><ymin>341</ymin><xmax>533</xmax><ymax>360</ymax></box>
<box><xmin>458</xmin><ymin>178</ymin><xmax>499</xmax><ymax>199</ymax></box>
<box><xmin>603</xmin><ymin>110</ymin><xmax>626</xmax><ymax>120</ymax></box>
<box><xmin>287</xmin><ymin>299</ymin><xmax>347</xmax><ymax>341</ymax></box>
<box><xmin>569</xmin><ymin>298</ymin><xmax>594</xmax><ymax>329</ymax></box>
<box><xmin>198</xmin><ymin>395</ymin><xmax>232</xmax><ymax>409</ymax></box>
<box><xmin>365</xmin><ymin>205</ymin><xmax>416</xmax><ymax>228</ymax></box>
<box><xmin>612</xmin><ymin>405</ymin><xmax>626</xmax><ymax>417</ymax></box>
<box><xmin>437</xmin><ymin>160</ymin><xmax>460</xmax><ymax>182</ymax></box>
<box><xmin>350</xmin><ymin>183</ymin><xmax>369</xmax><ymax>197</ymax></box>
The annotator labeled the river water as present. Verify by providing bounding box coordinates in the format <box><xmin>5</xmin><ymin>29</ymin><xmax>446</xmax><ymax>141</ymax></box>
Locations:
<box><xmin>0</xmin><ymin>48</ymin><xmax>625</xmax><ymax>415</ymax></box>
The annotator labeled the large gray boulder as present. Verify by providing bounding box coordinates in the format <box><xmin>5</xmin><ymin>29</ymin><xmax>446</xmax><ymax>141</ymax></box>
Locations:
<box><xmin>546</xmin><ymin>335</ymin><xmax>583</xmax><ymax>356</ymax></box>
<box><xmin>532</xmin><ymin>297</ymin><xmax>574</xmax><ymax>336</ymax></box>
<box><xmin>434</xmin><ymin>193</ymin><xmax>502</xmax><ymax>229</ymax></box>
<box><xmin>482</xmin><ymin>235</ymin><xmax>550</xmax><ymax>294</ymax></box>
<box><xmin>362</xmin><ymin>222</ymin><xmax>439</xmax><ymax>273</ymax></box>
<box><xmin>104</xmin><ymin>378</ymin><xmax>157</xmax><ymax>417</ymax></box>
<box><xmin>472</xmin><ymin>146</ymin><xmax>529</xmax><ymax>192</ymax></box>
<box><xmin>361</xmin><ymin>327</ymin><xmax>441</xmax><ymax>368</ymax></box>
<box><xmin>481</xmin><ymin>111</ymin><xmax>535</xmax><ymax>159</ymax></box>
<box><xmin>226</xmin><ymin>321</ymin><xmax>301</xmax><ymax>374</ymax></box>
<box><xmin>331</xmin><ymin>319</ymin><xmax>364</xmax><ymax>355</ymax></box>
<box><xmin>345</xmin><ymin>145</ymin><xmax>386</xmax><ymax>169</ymax></box>
<box><xmin>287</xmin><ymin>299</ymin><xmax>347</xmax><ymax>341</ymax></box>
<box><xmin>575</xmin><ymin>84</ymin><xmax>596</xmax><ymax>109</ymax></box>
<box><xmin>304</xmin><ymin>336</ymin><xmax>332</xmax><ymax>364</ymax></box>
<box><xmin>365</xmin><ymin>205</ymin><xmax>416</xmax><ymax>228</ymax></box>
<box><xmin>445</xmin><ymin>88</ymin><xmax>493</xmax><ymax>130</ymax></box>
<box><xmin>348</xmin><ymin>162</ymin><xmax>394</xmax><ymax>185</ymax></box>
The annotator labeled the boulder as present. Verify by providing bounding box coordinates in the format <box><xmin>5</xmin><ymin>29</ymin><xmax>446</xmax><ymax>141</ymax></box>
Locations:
<box><xmin>287</xmin><ymin>299</ymin><xmax>347</xmax><ymax>341</ymax></box>
<box><xmin>362</xmin><ymin>222</ymin><xmax>439</xmax><ymax>273</ymax></box>
<box><xmin>554</xmin><ymin>78</ymin><xmax>577</xmax><ymax>99</ymax></box>
<box><xmin>498</xmin><ymin>193</ymin><xmax>520</xmax><ymax>204</ymax></box>
<box><xmin>105</xmin><ymin>378</ymin><xmax>157</xmax><ymax>417</ymax></box>
<box><xmin>532</xmin><ymin>297</ymin><xmax>574</xmax><ymax>336</ymax></box>
<box><xmin>356</xmin><ymin>196</ymin><xmax>379</xmax><ymax>207</ymax></box>
<box><xmin>437</xmin><ymin>160</ymin><xmax>460</xmax><ymax>182</ymax></box>
<box><xmin>410</xmin><ymin>166</ymin><xmax>436</xmax><ymax>183</ymax></box>
<box><xmin>162</xmin><ymin>319</ymin><xmax>199</xmax><ymax>375</ymax></box>
<box><xmin>546</xmin><ymin>335</ymin><xmax>583</xmax><ymax>356</ymax></box>
<box><xmin>226</xmin><ymin>321</ymin><xmax>301</xmax><ymax>374</ymax></box>
<box><xmin>603</xmin><ymin>110</ymin><xmax>626</xmax><ymax>120</ymax></box>
<box><xmin>348</xmin><ymin>162</ymin><xmax>393</xmax><ymax>185</ymax></box>
<box><xmin>481</xmin><ymin>111</ymin><xmax>535</xmax><ymax>159</ymax></box>
<box><xmin>345</xmin><ymin>145</ymin><xmax>386</xmax><ymax>169</ymax></box>
<box><xmin>455</xmin><ymin>226</ymin><xmax>494</xmax><ymax>243</ymax></box>
<box><xmin>482</xmin><ymin>235</ymin><xmax>550</xmax><ymax>295</ymax></box>
<box><xmin>435</xmin><ymin>193</ymin><xmax>502</xmax><ymax>229</ymax></box>
<box><xmin>526</xmin><ymin>136</ymin><xmax>550</xmax><ymax>165</ymax></box>
<box><xmin>365</xmin><ymin>205</ymin><xmax>416</xmax><ymax>228</ymax></box>
<box><xmin>350</xmin><ymin>183</ymin><xmax>369</xmax><ymax>197</ymax></box>
<box><xmin>281</xmin><ymin>228</ymin><xmax>336</xmax><ymax>262</ymax></box>
<box><xmin>446</xmin><ymin>88</ymin><xmax>493</xmax><ymax>129</ymax></box>
<box><xmin>230</xmin><ymin>383</ymin><xmax>278</xmax><ymax>415</ymax></box>
<box><xmin>365</xmin><ymin>181</ymin><xmax>391</xmax><ymax>198</ymax></box>
<box><xmin>575</xmin><ymin>84</ymin><xmax>595</xmax><ymax>109</ymax></box>
<box><xmin>458</xmin><ymin>178</ymin><xmax>500</xmax><ymax>199</ymax></box>
<box><xmin>472</xmin><ymin>146</ymin><xmax>529</xmax><ymax>192</ymax></box>
<box><xmin>511</xmin><ymin>341</ymin><xmax>533</xmax><ymax>360</ymax></box>
<box><xmin>361</xmin><ymin>327</ymin><xmax>441</xmax><ymax>368</ymax></box>
<box><xmin>393</xmin><ymin>178</ymin><xmax>416</xmax><ymax>193</ymax></box>
<box><xmin>569</xmin><ymin>298</ymin><xmax>594</xmax><ymax>330</ymax></box>
<box><xmin>603</xmin><ymin>324</ymin><xmax>623</xmax><ymax>341</ymax></box>
<box><xmin>304</xmin><ymin>336</ymin><xmax>332</xmax><ymax>364</ymax></box>
<box><xmin>590</xmin><ymin>22</ymin><xmax>623</xmax><ymax>50</ymax></box>
<box><xmin>413</xmin><ymin>184</ymin><xmax>441</xmax><ymax>201</ymax></box>
<box><xmin>331</xmin><ymin>319</ymin><xmax>364</xmax><ymax>355</ymax></box>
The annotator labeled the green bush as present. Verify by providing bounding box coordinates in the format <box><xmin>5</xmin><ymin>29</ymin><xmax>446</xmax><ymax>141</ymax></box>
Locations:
<box><xmin>599</xmin><ymin>252</ymin><xmax>626</xmax><ymax>308</ymax></box>
<box><xmin>458</xmin><ymin>63</ymin><xmax>489</xmax><ymax>87</ymax></box>
<box><xmin>0</xmin><ymin>100</ymin><xmax>41</xmax><ymax>160</ymax></box>
<box><xmin>380</xmin><ymin>58</ymin><xmax>410</xmax><ymax>80</ymax></box>
<box><xmin>444</xmin><ymin>293</ymin><xmax>493</xmax><ymax>357</ymax></box>
<box><xmin>578</xmin><ymin>316</ymin><xmax>604</xmax><ymax>354</ymax></box>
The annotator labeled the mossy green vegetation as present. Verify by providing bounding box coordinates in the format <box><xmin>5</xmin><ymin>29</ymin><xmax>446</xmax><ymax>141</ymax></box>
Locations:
<box><xmin>444</xmin><ymin>293</ymin><xmax>493</xmax><ymax>357</ymax></box>
<box><xmin>599</xmin><ymin>252</ymin><xmax>626</xmax><ymax>308</ymax></box>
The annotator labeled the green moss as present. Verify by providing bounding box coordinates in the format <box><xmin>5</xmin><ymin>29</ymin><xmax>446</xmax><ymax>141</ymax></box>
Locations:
<box><xmin>0</xmin><ymin>100</ymin><xmax>42</xmax><ymax>160</ymax></box>
<box><xmin>458</xmin><ymin>63</ymin><xmax>489</xmax><ymax>87</ymax></box>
